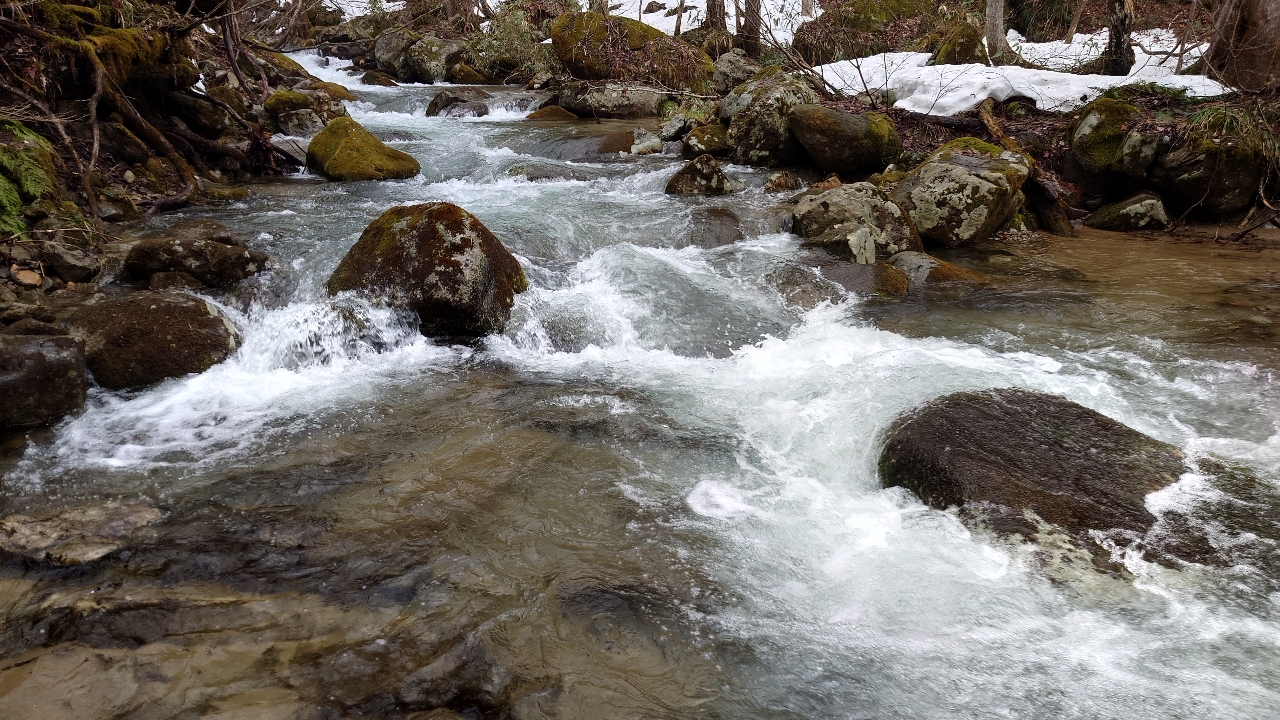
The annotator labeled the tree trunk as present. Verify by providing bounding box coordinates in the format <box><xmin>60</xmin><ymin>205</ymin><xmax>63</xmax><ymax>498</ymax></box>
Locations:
<box><xmin>1101</xmin><ymin>0</ymin><xmax>1135</xmax><ymax>75</ymax></box>
<box><xmin>674</xmin><ymin>0</ymin><xmax>686</xmax><ymax>37</ymax></box>
<box><xmin>742</xmin><ymin>0</ymin><xmax>761</xmax><ymax>56</ymax></box>
<box><xmin>801</xmin><ymin>0</ymin><xmax>814</xmax><ymax>17</ymax></box>
<box><xmin>1206</xmin><ymin>0</ymin><xmax>1280</xmax><ymax>92</ymax></box>
<box><xmin>591</xmin><ymin>0</ymin><xmax>608</xmax><ymax>16</ymax></box>
<box><xmin>1064</xmin><ymin>0</ymin><xmax>1086</xmax><ymax>43</ymax></box>
<box><xmin>707</xmin><ymin>0</ymin><xmax>727</xmax><ymax>30</ymax></box>
<box><xmin>986</xmin><ymin>0</ymin><xmax>1017</xmax><ymax>66</ymax></box>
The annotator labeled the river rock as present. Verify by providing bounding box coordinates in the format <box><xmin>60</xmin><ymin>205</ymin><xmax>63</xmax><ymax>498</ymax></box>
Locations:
<box><xmin>887</xmin><ymin>251</ymin><xmax>987</xmax><ymax>290</ymax></box>
<box><xmin>427</xmin><ymin>88</ymin><xmax>493</xmax><ymax>117</ymax></box>
<box><xmin>0</xmin><ymin>318</ymin><xmax>66</xmax><ymax>336</ymax></box>
<box><xmin>125</xmin><ymin>221</ymin><xmax>268</xmax><ymax>288</ymax></box>
<box><xmin>374</xmin><ymin>27</ymin><xmax>422</xmax><ymax>80</ymax></box>
<box><xmin>550</xmin><ymin>12</ymin><xmax>715</xmax><ymax>92</ymax></box>
<box><xmin>557</xmin><ymin>81</ymin><xmax>671</xmax><ymax>119</ymax></box>
<box><xmin>659</xmin><ymin>114</ymin><xmax>691</xmax><ymax>141</ymax></box>
<box><xmin>1151</xmin><ymin>128</ymin><xmax>1265</xmax><ymax>217</ymax></box>
<box><xmin>0</xmin><ymin>501</ymin><xmax>162</xmax><ymax>565</ymax></box>
<box><xmin>723</xmin><ymin>67</ymin><xmax>821</xmax><ymax>167</ymax></box>
<box><xmin>713</xmin><ymin>49</ymin><xmax>762</xmax><ymax>96</ymax></box>
<box><xmin>326</xmin><ymin>203</ymin><xmax>529</xmax><ymax>337</ymax></box>
<box><xmin>665</xmin><ymin>155</ymin><xmax>732</xmax><ymax>196</ymax></box>
<box><xmin>306</xmin><ymin>117</ymin><xmax>421</xmax><ymax>181</ymax></box>
<box><xmin>277</xmin><ymin>109</ymin><xmax>326</xmax><ymax>137</ymax></box>
<box><xmin>793</xmin><ymin>183</ymin><xmax>923</xmax><ymax>263</ymax></box>
<box><xmin>69</xmin><ymin>292</ymin><xmax>241</xmax><ymax>390</ymax></box>
<box><xmin>449</xmin><ymin>63</ymin><xmax>489</xmax><ymax>84</ymax></box>
<box><xmin>43</xmin><ymin>243</ymin><xmax>99</xmax><ymax>283</ymax></box>
<box><xmin>889</xmin><ymin>138</ymin><xmax>1031</xmax><ymax>247</ymax></box>
<box><xmin>361</xmin><ymin>71</ymin><xmax>399</xmax><ymax>87</ymax></box>
<box><xmin>526</xmin><ymin>106</ymin><xmax>579</xmax><ymax>121</ymax></box>
<box><xmin>405</xmin><ymin>35</ymin><xmax>466</xmax><ymax>84</ymax></box>
<box><xmin>879</xmin><ymin>388</ymin><xmax>1187</xmax><ymax>536</ymax></box>
<box><xmin>690</xmin><ymin>207</ymin><xmax>744</xmax><ymax>248</ymax></box>
<box><xmin>1069</xmin><ymin>98</ymin><xmax>1141</xmax><ymax>175</ymax></box>
<box><xmin>1084</xmin><ymin>192</ymin><xmax>1170</xmax><ymax>231</ymax></box>
<box><xmin>0</xmin><ymin>335</ymin><xmax>86</xmax><ymax>429</ymax></box>
<box><xmin>682</xmin><ymin>124</ymin><xmax>730</xmax><ymax>159</ymax></box>
<box><xmin>765</xmin><ymin>171</ymin><xmax>805</xmax><ymax>193</ymax></box>
<box><xmin>788</xmin><ymin>105</ymin><xmax>901</xmax><ymax>176</ymax></box>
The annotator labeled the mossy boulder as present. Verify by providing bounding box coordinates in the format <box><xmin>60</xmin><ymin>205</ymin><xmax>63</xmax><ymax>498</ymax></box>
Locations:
<box><xmin>792</xmin><ymin>0</ymin><xmax>933</xmax><ymax>65</ymax></box>
<box><xmin>306</xmin><ymin>117</ymin><xmax>421</xmax><ymax>182</ymax></box>
<box><xmin>69</xmin><ymin>292</ymin><xmax>241</xmax><ymax>390</ymax></box>
<box><xmin>327</xmin><ymin>203</ymin><xmax>528</xmax><ymax>337</ymax></box>
<box><xmin>665</xmin><ymin>155</ymin><xmax>732</xmax><ymax>195</ymax></box>
<box><xmin>889</xmin><ymin>138</ymin><xmax>1031</xmax><ymax>247</ymax></box>
<box><xmin>788</xmin><ymin>105</ymin><xmax>901</xmax><ymax>176</ymax></box>
<box><xmin>550</xmin><ymin>12</ymin><xmax>714</xmax><ymax>93</ymax></box>
<box><xmin>426</xmin><ymin>88</ymin><xmax>493</xmax><ymax>117</ymax></box>
<box><xmin>713</xmin><ymin>49</ymin><xmax>761</xmax><ymax>96</ymax></box>
<box><xmin>361</xmin><ymin>71</ymin><xmax>399</xmax><ymax>87</ymax></box>
<box><xmin>125</xmin><ymin>219</ymin><xmax>269</xmax><ymax>288</ymax></box>
<box><xmin>929</xmin><ymin>22</ymin><xmax>990</xmax><ymax>65</ymax></box>
<box><xmin>682</xmin><ymin>124</ymin><xmax>730</xmax><ymax>159</ymax></box>
<box><xmin>312</xmin><ymin>81</ymin><xmax>356</xmax><ymax>102</ymax></box>
<box><xmin>449</xmin><ymin>63</ymin><xmax>490</xmax><ymax>84</ymax></box>
<box><xmin>0</xmin><ymin>120</ymin><xmax>59</xmax><ymax>236</ymax></box>
<box><xmin>1068</xmin><ymin>98</ymin><xmax>1141</xmax><ymax>175</ymax></box>
<box><xmin>527</xmin><ymin>105</ymin><xmax>579</xmax><ymax>121</ymax></box>
<box><xmin>1151</xmin><ymin>128</ymin><xmax>1265</xmax><ymax>217</ymax></box>
<box><xmin>879</xmin><ymin>389</ymin><xmax>1186</xmax><ymax>538</ymax></box>
<box><xmin>264</xmin><ymin>90</ymin><xmax>313</xmax><ymax>117</ymax></box>
<box><xmin>0</xmin><ymin>335</ymin><xmax>86</xmax><ymax>429</ymax></box>
<box><xmin>794</xmin><ymin>183</ymin><xmax>924</xmax><ymax>263</ymax></box>
<box><xmin>405</xmin><ymin>36</ymin><xmax>467</xmax><ymax>84</ymax></box>
<box><xmin>556</xmin><ymin>81</ymin><xmax>670</xmax><ymax>118</ymax></box>
<box><xmin>722</xmin><ymin>67</ymin><xmax>821</xmax><ymax>167</ymax></box>
<box><xmin>1084</xmin><ymin>192</ymin><xmax>1170</xmax><ymax>231</ymax></box>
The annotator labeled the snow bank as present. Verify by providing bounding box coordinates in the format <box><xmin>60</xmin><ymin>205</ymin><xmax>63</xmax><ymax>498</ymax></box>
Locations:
<box><xmin>816</xmin><ymin>28</ymin><xmax>1228</xmax><ymax>116</ymax></box>
<box><xmin>610</xmin><ymin>0</ymin><xmax>817</xmax><ymax>45</ymax></box>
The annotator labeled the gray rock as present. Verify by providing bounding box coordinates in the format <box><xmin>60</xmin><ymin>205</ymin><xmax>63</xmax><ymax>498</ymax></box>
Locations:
<box><xmin>374</xmin><ymin>28</ymin><xmax>423</xmax><ymax>80</ymax></box>
<box><xmin>630</xmin><ymin>128</ymin><xmax>662</xmax><ymax>155</ymax></box>
<box><xmin>426</xmin><ymin>87</ymin><xmax>493</xmax><ymax>117</ymax></box>
<box><xmin>659</xmin><ymin>114</ymin><xmax>690</xmax><ymax>141</ymax></box>
<box><xmin>0</xmin><ymin>335</ymin><xmax>86</xmax><ymax>428</ymax></box>
<box><xmin>793</xmin><ymin>183</ymin><xmax>923</xmax><ymax>263</ymax></box>
<box><xmin>43</xmin><ymin>244</ymin><xmax>99</xmax><ymax>283</ymax></box>
<box><xmin>665</xmin><ymin>154</ymin><xmax>732</xmax><ymax>196</ymax></box>
<box><xmin>886</xmin><ymin>251</ymin><xmax>987</xmax><ymax>290</ymax></box>
<box><xmin>277</xmin><ymin>108</ymin><xmax>327</xmax><ymax>137</ymax></box>
<box><xmin>723</xmin><ymin>67</ymin><xmax>821</xmax><ymax>167</ymax></box>
<box><xmin>889</xmin><ymin>139</ymin><xmax>1031</xmax><ymax>247</ymax></box>
<box><xmin>443</xmin><ymin>101</ymin><xmax>490</xmax><ymax>118</ymax></box>
<box><xmin>557</xmin><ymin>81</ymin><xmax>672</xmax><ymax>119</ymax></box>
<box><xmin>125</xmin><ymin>221</ymin><xmax>268</xmax><ymax>289</ymax></box>
<box><xmin>787</xmin><ymin>105</ymin><xmax>901</xmax><ymax>176</ymax></box>
<box><xmin>405</xmin><ymin>35</ymin><xmax>466</xmax><ymax>84</ymax></box>
<box><xmin>271</xmin><ymin>135</ymin><xmax>309</xmax><ymax>164</ymax></box>
<box><xmin>1084</xmin><ymin>192</ymin><xmax>1170</xmax><ymax>231</ymax></box>
<box><xmin>690</xmin><ymin>207</ymin><xmax>744</xmax><ymax>248</ymax></box>
<box><xmin>713</xmin><ymin>49</ymin><xmax>762</xmax><ymax>96</ymax></box>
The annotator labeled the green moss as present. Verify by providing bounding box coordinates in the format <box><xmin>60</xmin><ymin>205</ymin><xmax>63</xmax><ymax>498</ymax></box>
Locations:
<box><xmin>0</xmin><ymin>175</ymin><xmax>25</xmax><ymax>236</ymax></box>
<box><xmin>264</xmin><ymin>90</ymin><xmax>312</xmax><ymax>117</ymax></box>
<box><xmin>312</xmin><ymin>81</ymin><xmax>356</xmax><ymax>102</ymax></box>
<box><xmin>930</xmin><ymin>22</ymin><xmax>989</xmax><ymax>66</ymax></box>
<box><xmin>87</xmin><ymin>27</ymin><xmax>167</xmax><ymax>86</ymax></box>
<box><xmin>934</xmin><ymin>137</ymin><xmax>1005</xmax><ymax>159</ymax></box>
<box><xmin>550</xmin><ymin>12</ymin><xmax>714</xmax><ymax>92</ymax></box>
<box><xmin>307</xmin><ymin>117</ymin><xmax>421</xmax><ymax>182</ymax></box>
<box><xmin>1070</xmin><ymin>98</ymin><xmax>1139</xmax><ymax>174</ymax></box>
<box><xmin>0</xmin><ymin>121</ymin><xmax>58</xmax><ymax>205</ymax></box>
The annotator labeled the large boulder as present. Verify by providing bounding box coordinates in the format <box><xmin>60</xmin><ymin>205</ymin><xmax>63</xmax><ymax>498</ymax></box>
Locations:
<box><xmin>1151</xmin><ymin>127</ymin><xmax>1265</xmax><ymax>217</ymax></box>
<box><xmin>682</xmin><ymin>124</ymin><xmax>730</xmax><ymax>159</ymax></box>
<box><xmin>1084</xmin><ymin>192</ymin><xmax>1170</xmax><ymax>231</ymax></box>
<box><xmin>550</xmin><ymin>12</ymin><xmax>714</xmax><ymax>92</ymax></box>
<box><xmin>556</xmin><ymin>81</ymin><xmax>671</xmax><ymax>118</ymax></box>
<box><xmin>69</xmin><ymin>293</ymin><xmax>241</xmax><ymax>390</ymax></box>
<box><xmin>1068</xmin><ymin>98</ymin><xmax>1142</xmax><ymax>176</ymax></box>
<box><xmin>306</xmin><ymin>117</ymin><xmax>421</xmax><ymax>181</ymax></box>
<box><xmin>712</xmin><ymin>50</ymin><xmax>761</xmax><ymax>96</ymax></box>
<box><xmin>722</xmin><ymin>67</ymin><xmax>821</xmax><ymax>167</ymax></box>
<box><xmin>878</xmin><ymin>389</ymin><xmax>1186</xmax><ymax>537</ymax></box>
<box><xmin>889</xmin><ymin>138</ymin><xmax>1031</xmax><ymax>247</ymax></box>
<box><xmin>374</xmin><ymin>27</ymin><xmax>423</xmax><ymax>80</ymax></box>
<box><xmin>928</xmin><ymin>21</ymin><xmax>990</xmax><ymax>65</ymax></box>
<box><xmin>787</xmin><ymin>105</ymin><xmax>901</xmax><ymax>176</ymax></box>
<box><xmin>326</xmin><ymin>203</ymin><xmax>529</xmax><ymax>337</ymax></box>
<box><xmin>0</xmin><ymin>335</ymin><xmax>86</xmax><ymax>429</ymax></box>
<box><xmin>125</xmin><ymin>220</ymin><xmax>269</xmax><ymax>288</ymax></box>
<box><xmin>793</xmin><ymin>182</ymin><xmax>923</xmax><ymax>263</ymax></box>
<box><xmin>665</xmin><ymin>155</ymin><xmax>732</xmax><ymax>196</ymax></box>
<box><xmin>426</xmin><ymin>88</ymin><xmax>493</xmax><ymax>117</ymax></box>
<box><xmin>405</xmin><ymin>36</ymin><xmax>467</xmax><ymax>84</ymax></box>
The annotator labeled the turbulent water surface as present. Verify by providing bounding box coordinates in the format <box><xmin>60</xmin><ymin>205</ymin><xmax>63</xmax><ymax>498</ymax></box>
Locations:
<box><xmin>1</xmin><ymin>53</ymin><xmax>1279</xmax><ymax>719</ymax></box>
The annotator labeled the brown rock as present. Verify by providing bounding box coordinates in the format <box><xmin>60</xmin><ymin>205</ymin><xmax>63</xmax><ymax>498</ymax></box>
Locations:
<box><xmin>665</xmin><ymin>155</ymin><xmax>732</xmax><ymax>196</ymax></box>
<box><xmin>0</xmin><ymin>335</ymin><xmax>86</xmax><ymax>428</ymax></box>
<box><xmin>526</xmin><ymin>106</ymin><xmax>579</xmax><ymax>121</ymax></box>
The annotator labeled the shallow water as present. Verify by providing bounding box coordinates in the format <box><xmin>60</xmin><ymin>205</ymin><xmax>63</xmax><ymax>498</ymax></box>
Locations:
<box><xmin>1</xmin><ymin>52</ymin><xmax>1278</xmax><ymax>719</ymax></box>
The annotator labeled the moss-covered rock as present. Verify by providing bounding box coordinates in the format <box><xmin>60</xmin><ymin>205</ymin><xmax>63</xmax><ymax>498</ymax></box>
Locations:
<box><xmin>1084</xmin><ymin>192</ymin><xmax>1170</xmax><ymax>231</ymax></box>
<box><xmin>792</xmin><ymin>0</ymin><xmax>933</xmax><ymax>65</ymax></box>
<box><xmin>889</xmin><ymin>138</ymin><xmax>1031</xmax><ymax>247</ymax></box>
<box><xmin>361</xmin><ymin>70</ymin><xmax>399</xmax><ymax>87</ymax></box>
<box><xmin>720</xmin><ymin>67</ymin><xmax>820</xmax><ymax>167</ymax></box>
<box><xmin>69</xmin><ymin>292</ymin><xmax>241</xmax><ymax>390</ymax></box>
<box><xmin>550</xmin><ymin>12</ymin><xmax>714</xmax><ymax>93</ymax></box>
<box><xmin>794</xmin><ymin>182</ymin><xmax>924</xmax><ymax>263</ymax></box>
<box><xmin>665</xmin><ymin>154</ymin><xmax>732</xmax><ymax>195</ymax></box>
<box><xmin>448</xmin><ymin>63</ymin><xmax>489</xmax><ymax>84</ymax></box>
<box><xmin>312</xmin><ymin>81</ymin><xmax>356</xmax><ymax>102</ymax></box>
<box><xmin>326</xmin><ymin>203</ymin><xmax>528</xmax><ymax>337</ymax></box>
<box><xmin>125</xmin><ymin>219</ymin><xmax>269</xmax><ymax>288</ymax></box>
<box><xmin>264</xmin><ymin>90</ymin><xmax>313</xmax><ymax>117</ymax></box>
<box><xmin>682</xmin><ymin>124</ymin><xmax>730</xmax><ymax>158</ymax></box>
<box><xmin>1151</xmin><ymin>127</ymin><xmax>1265</xmax><ymax>217</ymax></box>
<box><xmin>788</xmin><ymin>105</ymin><xmax>901</xmax><ymax>176</ymax></box>
<box><xmin>929</xmin><ymin>21</ymin><xmax>990</xmax><ymax>65</ymax></box>
<box><xmin>1069</xmin><ymin>98</ymin><xmax>1140</xmax><ymax>175</ymax></box>
<box><xmin>0</xmin><ymin>120</ymin><xmax>60</xmax><ymax>236</ymax></box>
<box><xmin>404</xmin><ymin>35</ymin><xmax>466</xmax><ymax>84</ymax></box>
<box><xmin>306</xmin><ymin>117</ymin><xmax>421</xmax><ymax>182</ymax></box>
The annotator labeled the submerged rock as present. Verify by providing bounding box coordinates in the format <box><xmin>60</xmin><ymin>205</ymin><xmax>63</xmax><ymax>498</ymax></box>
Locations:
<box><xmin>426</xmin><ymin>87</ymin><xmax>493</xmax><ymax>117</ymax></box>
<box><xmin>793</xmin><ymin>183</ymin><xmax>923</xmax><ymax>263</ymax></box>
<box><xmin>665</xmin><ymin>155</ymin><xmax>732</xmax><ymax>195</ymax></box>
<box><xmin>0</xmin><ymin>501</ymin><xmax>161</xmax><ymax>565</ymax></box>
<box><xmin>879</xmin><ymin>389</ymin><xmax>1186</xmax><ymax>536</ymax></box>
<box><xmin>550</xmin><ymin>12</ymin><xmax>714</xmax><ymax>93</ymax></box>
<box><xmin>787</xmin><ymin>105</ymin><xmax>901</xmax><ymax>176</ymax></box>
<box><xmin>0</xmin><ymin>335</ymin><xmax>86</xmax><ymax>429</ymax></box>
<box><xmin>125</xmin><ymin>220</ymin><xmax>269</xmax><ymax>288</ymax></box>
<box><xmin>1084</xmin><ymin>192</ymin><xmax>1170</xmax><ymax>231</ymax></box>
<box><xmin>886</xmin><ymin>251</ymin><xmax>987</xmax><ymax>290</ymax></box>
<box><xmin>306</xmin><ymin>117</ymin><xmax>421</xmax><ymax>181</ymax></box>
<box><xmin>69</xmin><ymin>292</ymin><xmax>241</xmax><ymax>390</ymax></box>
<box><xmin>722</xmin><ymin>67</ymin><xmax>820</xmax><ymax>167</ymax></box>
<box><xmin>690</xmin><ymin>207</ymin><xmax>744</xmax><ymax>248</ymax></box>
<box><xmin>889</xmin><ymin>138</ymin><xmax>1030</xmax><ymax>247</ymax></box>
<box><xmin>326</xmin><ymin>203</ymin><xmax>528</xmax><ymax>337</ymax></box>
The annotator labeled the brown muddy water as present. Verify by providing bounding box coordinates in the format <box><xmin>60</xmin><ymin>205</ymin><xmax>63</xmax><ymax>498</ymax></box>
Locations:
<box><xmin>1</xmin><ymin>54</ymin><xmax>1278</xmax><ymax>719</ymax></box>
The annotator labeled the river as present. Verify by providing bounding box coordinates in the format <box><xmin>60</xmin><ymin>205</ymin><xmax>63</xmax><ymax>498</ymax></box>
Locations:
<box><xmin>1</xmin><ymin>52</ymin><xmax>1278</xmax><ymax>719</ymax></box>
